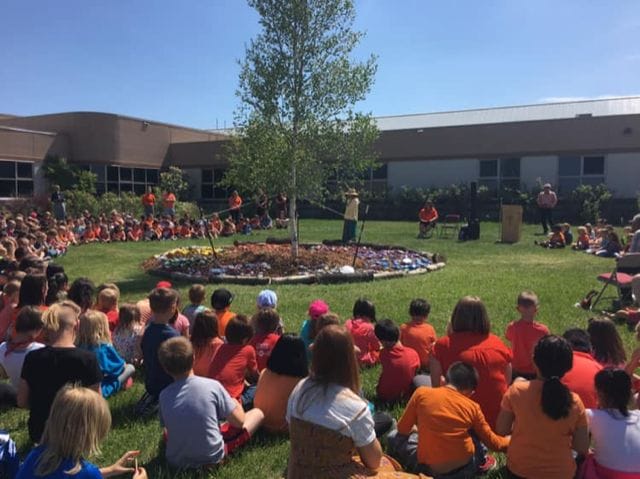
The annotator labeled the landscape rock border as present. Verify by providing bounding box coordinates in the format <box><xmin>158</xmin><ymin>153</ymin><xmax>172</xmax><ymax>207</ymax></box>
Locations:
<box><xmin>146</xmin><ymin>241</ymin><xmax>446</xmax><ymax>286</ymax></box>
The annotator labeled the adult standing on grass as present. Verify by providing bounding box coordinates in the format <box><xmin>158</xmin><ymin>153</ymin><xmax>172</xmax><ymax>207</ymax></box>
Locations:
<box><xmin>162</xmin><ymin>190</ymin><xmax>176</xmax><ymax>217</ymax></box>
<box><xmin>537</xmin><ymin>183</ymin><xmax>558</xmax><ymax>235</ymax></box>
<box><xmin>627</xmin><ymin>213</ymin><xmax>640</xmax><ymax>253</ymax></box>
<box><xmin>142</xmin><ymin>186</ymin><xmax>156</xmax><ymax>218</ymax></box>
<box><xmin>342</xmin><ymin>188</ymin><xmax>359</xmax><ymax>243</ymax></box>
<box><xmin>50</xmin><ymin>185</ymin><xmax>66</xmax><ymax>221</ymax></box>
<box><xmin>228</xmin><ymin>190</ymin><xmax>243</xmax><ymax>224</ymax></box>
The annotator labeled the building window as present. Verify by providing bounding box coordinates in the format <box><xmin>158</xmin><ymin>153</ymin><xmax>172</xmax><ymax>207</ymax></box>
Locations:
<box><xmin>0</xmin><ymin>160</ymin><xmax>33</xmax><ymax>198</ymax></box>
<box><xmin>201</xmin><ymin>168</ymin><xmax>228</xmax><ymax>199</ymax></box>
<box><xmin>558</xmin><ymin>155</ymin><xmax>605</xmax><ymax>195</ymax></box>
<box><xmin>479</xmin><ymin>158</ymin><xmax>521</xmax><ymax>192</ymax></box>
<box><xmin>326</xmin><ymin>163</ymin><xmax>388</xmax><ymax>195</ymax></box>
<box><xmin>81</xmin><ymin>164</ymin><xmax>159</xmax><ymax>195</ymax></box>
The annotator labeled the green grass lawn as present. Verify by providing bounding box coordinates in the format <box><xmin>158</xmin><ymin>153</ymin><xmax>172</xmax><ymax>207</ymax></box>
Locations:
<box><xmin>3</xmin><ymin>220</ymin><xmax>636</xmax><ymax>478</ymax></box>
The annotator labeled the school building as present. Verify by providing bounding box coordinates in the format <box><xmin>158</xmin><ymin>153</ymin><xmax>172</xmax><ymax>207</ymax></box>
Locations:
<box><xmin>0</xmin><ymin>96</ymin><xmax>639</xmax><ymax>202</ymax></box>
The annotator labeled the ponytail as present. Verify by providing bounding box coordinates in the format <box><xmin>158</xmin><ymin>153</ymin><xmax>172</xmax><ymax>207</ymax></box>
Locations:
<box><xmin>541</xmin><ymin>376</ymin><xmax>573</xmax><ymax>420</ymax></box>
<box><xmin>534</xmin><ymin>335</ymin><xmax>575</xmax><ymax>421</ymax></box>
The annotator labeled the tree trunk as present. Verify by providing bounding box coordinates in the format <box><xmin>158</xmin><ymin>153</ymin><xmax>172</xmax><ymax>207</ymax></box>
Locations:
<box><xmin>289</xmin><ymin>164</ymin><xmax>299</xmax><ymax>258</ymax></box>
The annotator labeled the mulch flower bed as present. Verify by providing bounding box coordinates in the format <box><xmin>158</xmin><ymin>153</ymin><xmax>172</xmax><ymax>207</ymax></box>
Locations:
<box><xmin>143</xmin><ymin>243</ymin><xmax>445</xmax><ymax>285</ymax></box>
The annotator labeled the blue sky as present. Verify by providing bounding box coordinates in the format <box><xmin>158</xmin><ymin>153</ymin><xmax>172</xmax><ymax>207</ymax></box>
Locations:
<box><xmin>1</xmin><ymin>0</ymin><xmax>639</xmax><ymax>129</ymax></box>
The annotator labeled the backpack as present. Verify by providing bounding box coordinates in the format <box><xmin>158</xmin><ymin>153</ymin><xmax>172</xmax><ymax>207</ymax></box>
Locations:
<box><xmin>0</xmin><ymin>431</ymin><xmax>19</xmax><ymax>479</ymax></box>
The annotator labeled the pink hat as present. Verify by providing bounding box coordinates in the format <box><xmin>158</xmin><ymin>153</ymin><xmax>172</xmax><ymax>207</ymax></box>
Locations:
<box><xmin>308</xmin><ymin>300</ymin><xmax>329</xmax><ymax>320</ymax></box>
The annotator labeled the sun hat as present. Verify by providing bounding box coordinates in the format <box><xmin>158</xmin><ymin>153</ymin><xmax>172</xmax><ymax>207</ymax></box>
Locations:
<box><xmin>543</xmin><ymin>183</ymin><xmax>552</xmax><ymax>189</ymax></box>
<box><xmin>308</xmin><ymin>299</ymin><xmax>329</xmax><ymax>320</ymax></box>
<box><xmin>257</xmin><ymin>289</ymin><xmax>278</xmax><ymax>309</ymax></box>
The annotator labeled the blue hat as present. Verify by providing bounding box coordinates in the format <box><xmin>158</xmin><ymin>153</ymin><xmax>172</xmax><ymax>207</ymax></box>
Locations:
<box><xmin>257</xmin><ymin>289</ymin><xmax>278</xmax><ymax>309</ymax></box>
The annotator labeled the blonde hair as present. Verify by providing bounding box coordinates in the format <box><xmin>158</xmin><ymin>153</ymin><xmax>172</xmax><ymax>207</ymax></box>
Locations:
<box><xmin>97</xmin><ymin>287</ymin><xmax>118</xmax><ymax>310</ymax></box>
<box><xmin>42</xmin><ymin>301</ymin><xmax>81</xmax><ymax>336</ymax></box>
<box><xmin>77</xmin><ymin>310</ymin><xmax>111</xmax><ymax>346</ymax></box>
<box><xmin>96</xmin><ymin>283</ymin><xmax>120</xmax><ymax>299</ymax></box>
<box><xmin>36</xmin><ymin>385</ymin><xmax>111</xmax><ymax>476</ymax></box>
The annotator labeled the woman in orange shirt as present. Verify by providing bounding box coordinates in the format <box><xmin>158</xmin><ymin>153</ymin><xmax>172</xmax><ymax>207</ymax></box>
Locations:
<box><xmin>496</xmin><ymin>335</ymin><xmax>589</xmax><ymax>479</ymax></box>
<box><xmin>418</xmin><ymin>201</ymin><xmax>438</xmax><ymax>239</ymax></box>
<box><xmin>228</xmin><ymin>190</ymin><xmax>242</xmax><ymax>224</ymax></box>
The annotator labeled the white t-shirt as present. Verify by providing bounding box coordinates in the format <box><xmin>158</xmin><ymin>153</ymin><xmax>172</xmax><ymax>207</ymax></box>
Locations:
<box><xmin>286</xmin><ymin>377</ymin><xmax>375</xmax><ymax>448</ymax></box>
<box><xmin>587</xmin><ymin>408</ymin><xmax>640</xmax><ymax>472</ymax></box>
<box><xmin>0</xmin><ymin>341</ymin><xmax>45</xmax><ymax>388</ymax></box>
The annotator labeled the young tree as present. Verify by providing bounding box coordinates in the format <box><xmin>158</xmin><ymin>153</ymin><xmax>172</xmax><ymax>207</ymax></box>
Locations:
<box><xmin>226</xmin><ymin>0</ymin><xmax>379</xmax><ymax>256</ymax></box>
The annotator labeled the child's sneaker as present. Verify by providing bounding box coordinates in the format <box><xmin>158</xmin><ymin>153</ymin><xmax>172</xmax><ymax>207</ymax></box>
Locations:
<box><xmin>477</xmin><ymin>455</ymin><xmax>497</xmax><ymax>474</ymax></box>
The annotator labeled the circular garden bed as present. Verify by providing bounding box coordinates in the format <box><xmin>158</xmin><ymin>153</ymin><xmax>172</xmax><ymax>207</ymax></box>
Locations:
<box><xmin>143</xmin><ymin>241</ymin><xmax>446</xmax><ymax>285</ymax></box>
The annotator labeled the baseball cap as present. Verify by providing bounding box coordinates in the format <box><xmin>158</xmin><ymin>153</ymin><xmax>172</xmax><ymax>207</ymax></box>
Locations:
<box><xmin>211</xmin><ymin>288</ymin><xmax>234</xmax><ymax>309</ymax></box>
<box><xmin>257</xmin><ymin>289</ymin><xmax>278</xmax><ymax>309</ymax></box>
<box><xmin>156</xmin><ymin>280</ymin><xmax>173</xmax><ymax>289</ymax></box>
<box><xmin>308</xmin><ymin>299</ymin><xmax>329</xmax><ymax>320</ymax></box>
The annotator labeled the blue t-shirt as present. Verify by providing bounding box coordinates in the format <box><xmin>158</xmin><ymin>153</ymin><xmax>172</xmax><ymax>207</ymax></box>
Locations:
<box><xmin>141</xmin><ymin>322</ymin><xmax>179</xmax><ymax>397</ymax></box>
<box><xmin>79</xmin><ymin>343</ymin><xmax>125</xmax><ymax>398</ymax></box>
<box><xmin>16</xmin><ymin>445</ymin><xmax>101</xmax><ymax>479</ymax></box>
<box><xmin>299</xmin><ymin>319</ymin><xmax>313</xmax><ymax>359</ymax></box>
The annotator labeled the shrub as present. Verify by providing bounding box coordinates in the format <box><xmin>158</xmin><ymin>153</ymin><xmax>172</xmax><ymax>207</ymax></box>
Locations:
<box><xmin>570</xmin><ymin>184</ymin><xmax>613</xmax><ymax>223</ymax></box>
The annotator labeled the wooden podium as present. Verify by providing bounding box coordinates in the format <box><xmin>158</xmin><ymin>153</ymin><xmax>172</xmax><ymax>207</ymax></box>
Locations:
<box><xmin>501</xmin><ymin>205</ymin><xmax>523</xmax><ymax>243</ymax></box>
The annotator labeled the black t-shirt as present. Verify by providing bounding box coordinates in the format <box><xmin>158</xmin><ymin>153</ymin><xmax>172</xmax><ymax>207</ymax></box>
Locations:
<box><xmin>21</xmin><ymin>346</ymin><xmax>102</xmax><ymax>442</ymax></box>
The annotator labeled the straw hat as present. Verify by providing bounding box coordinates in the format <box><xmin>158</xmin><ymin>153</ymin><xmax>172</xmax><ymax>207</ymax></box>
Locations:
<box><xmin>345</xmin><ymin>188</ymin><xmax>359</xmax><ymax>197</ymax></box>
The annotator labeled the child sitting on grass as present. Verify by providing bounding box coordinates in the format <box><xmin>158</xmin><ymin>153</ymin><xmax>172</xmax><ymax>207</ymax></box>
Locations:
<box><xmin>0</xmin><ymin>279</ymin><xmax>20</xmax><ymax>341</ymax></box>
<box><xmin>211</xmin><ymin>288</ymin><xmax>236</xmax><ymax>338</ymax></box>
<box><xmin>158</xmin><ymin>337</ymin><xmax>264</xmax><ymax>470</ymax></box>
<box><xmin>96</xmin><ymin>287</ymin><xmax>120</xmax><ymax>333</ymax></box>
<box><xmin>112</xmin><ymin>304</ymin><xmax>144</xmax><ymax>365</ymax></box>
<box><xmin>182</xmin><ymin>284</ymin><xmax>207</xmax><ymax>332</ymax></box>
<box><xmin>375</xmin><ymin>319</ymin><xmax>420</xmax><ymax>403</ymax></box>
<box><xmin>400</xmin><ymin>298</ymin><xmax>437</xmax><ymax>371</ymax></box>
<box><xmin>249</xmin><ymin>308</ymin><xmax>282</xmax><ymax>371</ymax></box>
<box><xmin>208</xmin><ymin>315</ymin><xmax>259</xmax><ymax>409</ymax></box>
<box><xmin>505</xmin><ymin>291</ymin><xmax>549</xmax><ymax>380</ymax></box>
<box><xmin>388</xmin><ymin>362</ymin><xmax>509</xmax><ymax>476</ymax></box>
<box><xmin>77</xmin><ymin>310</ymin><xmax>135</xmax><ymax>398</ymax></box>
<box><xmin>299</xmin><ymin>299</ymin><xmax>329</xmax><ymax>357</ymax></box>
<box><xmin>191</xmin><ymin>311</ymin><xmax>223</xmax><ymax>377</ymax></box>
<box><xmin>535</xmin><ymin>224</ymin><xmax>565</xmax><ymax>248</ymax></box>
<box><xmin>573</xmin><ymin>226</ymin><xmax>591</xmax><ymax>250</ymax></box>
<box><xmin>345</xmin><ymin>298</ymin><xmax>381</xmax><ymax>367</ymax></box>
<box><xmin>587</xmin><ymin>317</ymin><xmax>627</xmax><ymax>368</ymax></box>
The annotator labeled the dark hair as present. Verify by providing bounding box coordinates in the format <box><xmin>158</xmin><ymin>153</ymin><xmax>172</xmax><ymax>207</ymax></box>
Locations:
<box><xmin>67</xmin><ymin>277</ymin><xmax>95</xmax><ymax>312</ymax></box>
<box><xmin>116</xmin><ymin>304</ymin><xmax>141</xmax><ymax>331</ymax></box>
<box><xmin>450</xmin><ymin>296</ymin><xmax>490</xmax><ymax>334</ymax></box>
<box><xmin>45</xmin><ymin>271</ymin><xmax>68</xmax><ymax>306</ymax></box>
<box><xmin>191</xmin><ymin>311</ymin><xmax>218</xmax><ymax>350</ymax></box>
<box><xmin>446</xmin><ymin>362</ymin><xmax>479</xmax><ymax>391</ymax></box>
<box><xmin>225</xmin><ymin>314</ymin><xmax>253</xmax><ymax>344</ymax></box>
<box><xmin>267</xmin><ymin>334</ymin><xmax>308</xmax><ymax>378</ymax></box>
<box><xmin>533</xmin><ymin>335</ymin><xmax>574</xmax><ymax>420</ymax></box>
<box><xmin>562</xmin><ymin>328</ymin><xmax>592</xmax><ymax>354</ymax></box>
<box><xmin>252</xmin><ymin>308</ymin><xmax>280</xmax><ymax>335</ymax></box>
<box><xmin>45</xmin><ymin>263</ymin><xmax>65</xmax><ymax>279</ymax></box>
<box><xmin>18</xmin><ymin>255</ymin><xmax>44</xmax><ymax>273</ymax></box>
<box><xmin>15</xmin><ymin>306</ymin><xmax>44</xmax><ymax>333</ymax></box>
<box><xmin>158</xmin><ymin>337</ymin><xmax>194</xmax><ymax>376</ymax></box>
<box><xmin>374</xmin><ymin>319</ymin><xmax>399</xmax><ymax>343</ymax></box>
<box><xmin>409</xmin><ymin>298</ymin><xmax>431</xmax><ymax>317</ymax></box>
<box><xmin>587</xmin><ymin>318</ymin><xmax>627</xmax><ymax>365</ymax></box>
<box><xmin>211</xmin><ymin>288</ymin><xmax>233</xmax><ymax>310</ymax></box>
<box><xmin>18</xmin><ymin>274</ymin><xmax>47</xmax><ymax>308</ymax></box>
<box><xmin>594</xmin><ymin>368</ymin><xmax>631</xmax><ymax>417</ymax></box>
<box><xmin>148</xmin><ymin>288</ymin><xmax>179</xmax><ymax>314</ymax></box>
<box><xmin>352</xmin><ymin>298</ymin><xmax>376</xmax><ymax>322</ymax></box>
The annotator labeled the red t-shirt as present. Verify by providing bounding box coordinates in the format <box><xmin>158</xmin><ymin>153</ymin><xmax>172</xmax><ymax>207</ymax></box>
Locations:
<box><xmin>377</xmin><ymin>343</ymin><xmax>420</xmax><ymax>402</ymax></box>
<box><xmin>345</xmin><ymin>318</ymin><xmax>381</xmax><ymax>366</ymax></box>
<box><xmin>561</xmin><ymin>351</ymin><xmax>603</xmax><ymax>409</ymax></box>
<box><xmin>249</xmin><ymin>332</ymin><xmax>281</xmax><ymax>372</ymax></box>
<box><xmin>103</xmin><ymin>309</ymin><xmax>119</xmax><ymax>333</ymax></box>
<box><xmin>433</xmin><ymin>332</ymin><xmax>512</xmax><ymax>428</ymax></box>
<box><xmin>207</xmin><ymin>343</ymin><xmax>258</xmax><ymax>399</ymax></box>
<box><xmin>400</xmin><ymin>321</ymin><xmax>437</xmax><ymax>369</ymax></box>
<box><xmin>419</xmin><ymin>207</ymin><xmax>438</xmax><ymax>223</ymax></box>
<box><xmin>505</xmin><ymin>320</ymin><xmax>550</xmax><ymax>375</ymax></box>
<box><xmin>162</xmin><ymin>193</ymin><xmax>176</xmax><ymax>208</ymax></box>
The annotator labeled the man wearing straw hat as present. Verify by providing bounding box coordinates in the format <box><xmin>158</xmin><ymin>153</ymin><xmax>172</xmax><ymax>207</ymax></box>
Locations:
<box><xmin>342</xmin><ymin>188</ymin><xmax>360</xmax><ymax>243</ymax></box>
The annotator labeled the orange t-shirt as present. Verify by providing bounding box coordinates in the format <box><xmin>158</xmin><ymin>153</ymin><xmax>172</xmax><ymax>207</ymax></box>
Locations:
<box><xmin>254</xmin><ymin>369</ymin><xmax>302</xmax><ymax>433</ymax></box>
<box><xmin>193</xmin><ymin>337</ymin><xmax>224</xmax><ymax>377</ymax></box>
<box><xmin>216</xmin><ymin>309</ymin><xmax>237</xmax><ymax>337</ymax></box>
<box><xmin>397</xmin><ymin>386</ymin><xmax>509</xmax><ymax>471</ymax></box>
<box><xmin>501</xmin><ymin>380</ymin><xmax>587</xmax><ymax>479</ymax></box>
<box><xmin>419</xmin><ymin>207</ymin><xmax>438</xmax><ymax>223</ymax></box>
<box><xmin>400</xmin><ymin>321</ymin><xmax>437</xmax><ymax>368</ymax></box>
<box><xmin>163</xmin><ymin>193</ymin><xmax>176</xmax><ymax>208</ymax></box>
<box><xmin>142</xmin><ymin>193</ymin><xmax>155</xmax><ymax>206</ymax></box>
<box><xmin>561</xmin><ymin>351</ymin><xmax>603</xmax><ymax>409</ymax></box>
<box><xmin>433</xmin><ymin>332</ymin><xmax>512</xmax><ymax>428</ymax></box>
<box><xmin>207</xmin><ymin>343</ymin><xmax>258</xmax><ymax>399</ymax></box>
<box><xmin>229</xmin><ymin>195</ymin><xmax>242</xmax><ymax>210</ymax></box>
<box><xmin>505</xmin><ymin>320</ymin><xmax>550</xmax><ymax>375</ymax></box>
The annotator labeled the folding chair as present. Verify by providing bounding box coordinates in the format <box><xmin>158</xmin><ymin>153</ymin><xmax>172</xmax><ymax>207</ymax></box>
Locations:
<box><xmin>591</xmin><ymin>253</ymin><xmax>640</xmax><ymax>311</ymax></box>
<box><xmin>438</xmin><ymin>214</ymin><xmax>462</xmax><ymax>239</ymax></box>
